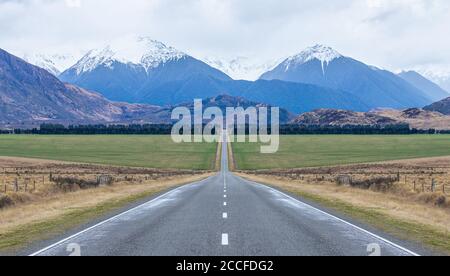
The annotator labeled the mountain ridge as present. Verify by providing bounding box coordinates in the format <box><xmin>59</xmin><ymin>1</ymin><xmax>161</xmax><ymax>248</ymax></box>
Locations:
<box><xmin>260</xmin><ymin>45</ymin><xmax>434</xmax><ymax>110</ymax></box>
<box><xmin>398</xmin><ymin>70</ymin><xmax>449</xmax><ymax>102</ymax></box>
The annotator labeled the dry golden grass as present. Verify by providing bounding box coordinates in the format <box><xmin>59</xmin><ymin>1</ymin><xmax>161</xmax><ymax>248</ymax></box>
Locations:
<box><xmin>374</xmin><ymin>109</ymin><xmax>450</xmax><ymax>130</ymax></box>
<box><xmin>215</xmin><ymin>142</ymin><xmax>222</xmax><ymax>171</ymax></box>
<box><xmin>228</xmin><ymin>139</ymin><xmax>236</xmax><ymax>171</ymax></box>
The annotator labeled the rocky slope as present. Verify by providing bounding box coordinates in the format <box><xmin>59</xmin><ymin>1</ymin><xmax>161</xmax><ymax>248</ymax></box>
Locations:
<box><xmin>291</xmin><ymin>109</ymin><xmax>397</xmax><ymax>126</ymax></box>
<box><xmin>424</xmin><ymin>97</ymin><xmax>450</xmax><ymax>115</ymax></box>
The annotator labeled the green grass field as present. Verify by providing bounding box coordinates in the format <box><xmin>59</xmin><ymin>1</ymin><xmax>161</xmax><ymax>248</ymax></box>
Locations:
<box><xmin>0</xmin><ymin>135</ymin><xmax>217</xmax><ymax>170</ymax></box>
<box><xmin>232</xmin><ymin>135</ymin><xmax>450</xmax><ymax>170</ymax></box>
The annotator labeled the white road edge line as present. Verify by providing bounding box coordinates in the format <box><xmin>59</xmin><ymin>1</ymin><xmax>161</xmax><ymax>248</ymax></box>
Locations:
<box><xmin>29</xmin><ymin>176</ymin><xmax>214</xmax><ymax>256</ymax></box>
<box><xmin>241</xmin><ymin>178</ymin><xmax>420</xmax><ymax>256</ymax></box>
<box><xmin>222</xmin><ymin>234</ymin><xmax>229</xmax><ymax>245</ymax></box>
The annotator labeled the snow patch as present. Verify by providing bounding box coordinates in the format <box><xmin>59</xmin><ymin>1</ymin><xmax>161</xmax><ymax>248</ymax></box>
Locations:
<box><xmin>23</xmin><ymin>53</ymin><xmax>78</xmax><ymax>76</ymax></box>
<box><xmin>203</xmin><ymin>56</ymin><xmax>280</xmax><ymax>80</ymax></box>
<box><xmin>283</xmin><ymin>44</ymin><xmax>342</xmax><ymax>75</ymax></box>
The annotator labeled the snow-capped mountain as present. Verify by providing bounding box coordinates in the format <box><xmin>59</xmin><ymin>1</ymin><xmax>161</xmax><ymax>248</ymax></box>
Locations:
<box><xmin>72</xmin><ymin>37</ymin><xmax>186</xmax><ymax>75</ymax></box>
<box><xmin>0</xmin><ymin>48</ymin><xmax>170</xmax><ymax>126</ymax></box>
<box><xmin>59</xmin><ymin>36</ymin><xmax>232</xmax><ymax>103</ymax></box>
<box><xmin>22</xmin><ymin>53</ymin><xmax>78</xmax><ymax>76</ymax></box>
<box><xmin>203</xmin><ymin>56</ymin><xmax>279</xmax><ymax>81</ymax></box>
<box><xmin>281</xmin><ymin>44</ymin><xmax>342</xmax><ymax>75</ymax></box>
<box><xmin>260</xmin><ymin>44</ymin><xmax>434</xmax><ymax>109</ymax></box>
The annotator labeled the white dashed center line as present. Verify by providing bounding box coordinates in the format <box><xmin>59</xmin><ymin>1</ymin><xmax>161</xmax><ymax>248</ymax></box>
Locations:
<box><xmin>222</xmin><ymin>234</ymin><xmax>229</xmax><ymax>245</ymax></box>
<box><xmin>224</xmin><ymin>195</ymin><xmax>227</xmax><ymax>198</ymax></box>
<box><xmin>223</xmin><ymin>212</ymin><xmax>228</xmax><ymax>219</ymax></box>
<box><xmin>224</xmin><ymin>202</ymin><xmax>227</xmax><ymax>206</ymax></box>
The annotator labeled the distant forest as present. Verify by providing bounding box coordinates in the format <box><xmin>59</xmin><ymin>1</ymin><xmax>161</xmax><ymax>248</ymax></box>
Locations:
<box><xmin>1</xmin><ymin>123</ymin><xmax>449</xmax><ymax>135</ymax></box>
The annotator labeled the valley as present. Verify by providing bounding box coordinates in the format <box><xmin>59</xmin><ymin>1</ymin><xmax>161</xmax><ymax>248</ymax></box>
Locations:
<box><xmin>1</xmin><ymin>20</ymin><xmax>450</xmax><ymax>257</ymax></box>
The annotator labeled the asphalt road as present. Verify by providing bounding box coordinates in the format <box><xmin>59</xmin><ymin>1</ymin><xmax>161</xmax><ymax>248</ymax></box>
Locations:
<box><xmin>29</xmin><ymin>136</ymin><xmax>420</xmax><ymax>256</ymax></box>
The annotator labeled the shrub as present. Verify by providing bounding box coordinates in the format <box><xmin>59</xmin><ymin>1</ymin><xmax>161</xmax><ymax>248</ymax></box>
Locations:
<box><xmin>52</xmin><ymin>176</ymin><xmax>100</xmax><ymax>192</ymax></box>
<box><xmin>0</xmin><ymin>195</ymin><xmax>14</xmax><ymax>209</ymax></box>
<box><xmin>349</xmin><ymin>176</ymin><xmax>397</xmax><ymax>191</ymax></box>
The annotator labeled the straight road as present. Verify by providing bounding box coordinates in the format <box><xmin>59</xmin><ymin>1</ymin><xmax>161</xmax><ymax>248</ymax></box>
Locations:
<box><xmin>29</xmin><ymin>135</ymin><xmax>419</xmax><ymax>256</ymax></box>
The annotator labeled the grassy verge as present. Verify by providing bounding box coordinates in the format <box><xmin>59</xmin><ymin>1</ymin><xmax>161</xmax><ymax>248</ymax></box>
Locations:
<box><xmin>215</xmin><ymin>142</ymin><xmax>222</xmax><ymax>171</ymax></box>
<box><xmin>228</xmin><ymin>139</ymin><xmax>235</xmax><ymax>171</ymax></box>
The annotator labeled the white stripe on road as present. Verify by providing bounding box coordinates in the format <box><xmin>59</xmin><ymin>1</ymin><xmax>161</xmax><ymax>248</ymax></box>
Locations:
<box><xmin>224</xmin><ymin>195</ymin><xmax>227</xmax><ymax>198</ymax></box>
<box><xmin>224</xmin><ymin>202</ymin><xmax>227</xmax><ymax>206</ymax></box>
<box><xmin>222</xmin><ymin>234</ymin><xmax>229</xmax><ymax>245</ymax></box>
<box><xmin>223</xmin><ymin>212</ymin><xmax>228</xmax><ymax>219</ymax></box>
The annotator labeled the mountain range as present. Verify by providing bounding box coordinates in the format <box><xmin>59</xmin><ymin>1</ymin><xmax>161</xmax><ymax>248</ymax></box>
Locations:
<box><xmin>0</xmin><ymin>48</ymin><xmax>171</xmax><ymax>127</ymax></box>
<box><xmin>55</xmin><ymin>41</ymin><xmax>447</xmax><ymax>113</ymax></box>
<box><xmin>260</xmin><ymin>45</ymin><xmax>441</xmax><ymax>109</ymax></box>
<box><xmin>2</xmin><ymin>38</ymin><xmax>450</xmax><ymax>129</ymax></box>
<box><xmin>0</xmin><ymin>48</ymin><xmax>298</xmax><ymax>128</ymax></box>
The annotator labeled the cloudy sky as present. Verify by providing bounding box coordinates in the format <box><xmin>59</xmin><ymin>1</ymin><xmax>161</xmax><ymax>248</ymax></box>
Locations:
<box><xmin>1</xmin><ymin>0</ymin><xmax>450</xmax><ymax>76</ymax></box>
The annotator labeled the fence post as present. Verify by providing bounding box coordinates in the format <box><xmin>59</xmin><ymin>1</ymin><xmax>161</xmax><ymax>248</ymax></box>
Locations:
<box><xmin>413</xmin><ymin>181</ymin><xmax>416</xmax><ymax>192</ymax></box>
<box><xmin>431</xmin><ymin>179</ymin><xmax>436</xmax><ymax>193</ymax></box>
<box><xmin>14</xmin><ymin>178</ymin><xmax>18</xmax><ymax>192</ymax></box>
<box><xmin>34</xmin><ymin>180</ymin><xmax>36</xmax><ymax>191</ymax></box>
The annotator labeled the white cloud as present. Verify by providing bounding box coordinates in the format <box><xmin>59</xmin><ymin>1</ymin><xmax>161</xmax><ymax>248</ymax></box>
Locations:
<box><xmin>65</xmin><ymin>0</ymin><xmax>81</xmax><ymax>8</ymax></box>
<box><xmin>0</xmin><ymin>0</ymin><xmax>449</xmax><ymax>76</ymax></box>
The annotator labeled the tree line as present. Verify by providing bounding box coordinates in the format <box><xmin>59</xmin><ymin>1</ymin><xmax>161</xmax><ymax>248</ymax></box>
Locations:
<box><xmin>1</xmin><ymin>123</ymin><xmax>449</xmax><ymax>135</ymax></box>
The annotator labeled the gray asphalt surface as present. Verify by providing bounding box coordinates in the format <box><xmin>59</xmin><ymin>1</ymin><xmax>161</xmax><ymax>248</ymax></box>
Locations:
<box><xmin>29</xmin><ymin>135</ymin><xmax>420</xmax><ymax>256</ymax></box>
